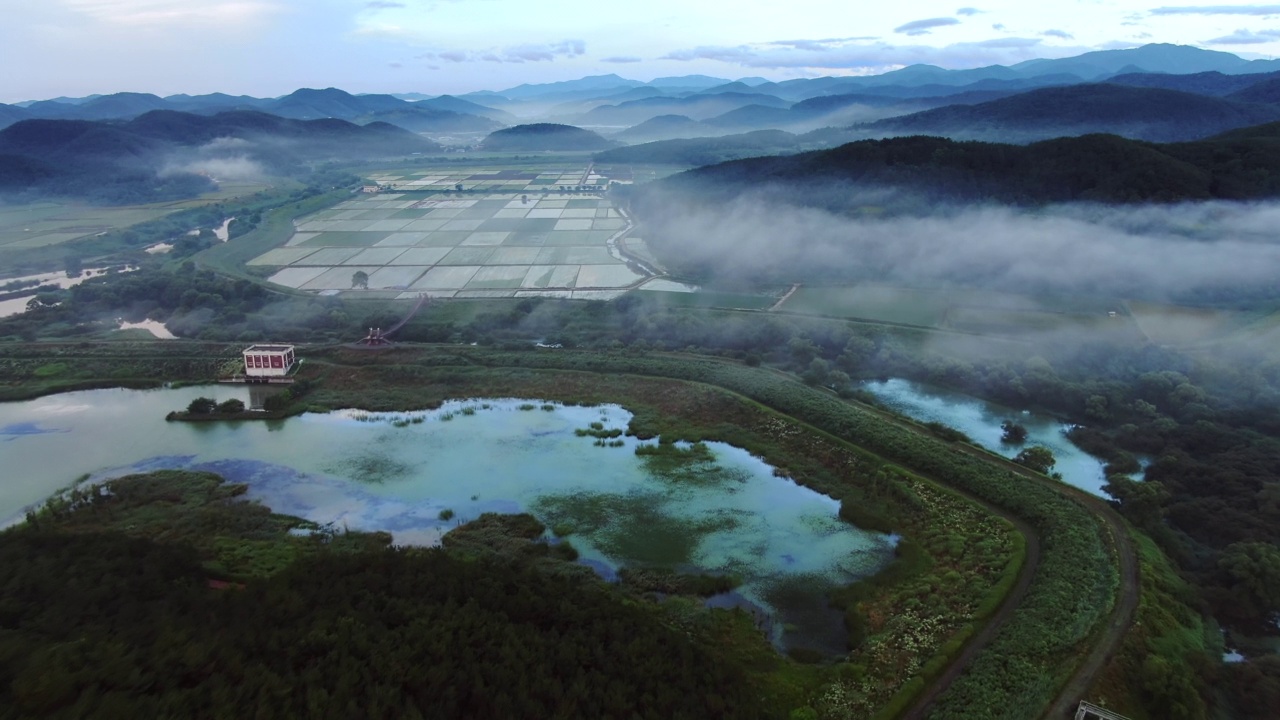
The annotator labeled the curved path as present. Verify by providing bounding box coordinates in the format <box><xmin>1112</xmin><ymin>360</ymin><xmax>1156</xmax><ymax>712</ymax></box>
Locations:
<box><xmin>942</xmin><ymin>442</ymin><xmax>1140</xmax><ymax>720</ymax></box>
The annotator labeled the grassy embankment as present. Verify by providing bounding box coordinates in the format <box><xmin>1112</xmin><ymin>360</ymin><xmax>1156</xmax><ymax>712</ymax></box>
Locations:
<box><xmin>0</xmin><ymin>340</ymin><xmax>242</xmax><ymax>401</ymax></box>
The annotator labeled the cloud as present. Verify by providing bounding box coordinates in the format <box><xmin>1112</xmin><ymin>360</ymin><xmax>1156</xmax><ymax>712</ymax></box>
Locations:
<box><xmin>601</xmin><ymin>56</ymin><xmax>643</xmax><ymax>63</ymax></box>
<box><xmin>642</xmin><ymin>191</ymin><xmax>1280</xmax><ymax>303</ymax></box>
<box><xmin>956</xmin><ymin>7</ymin><xmax>982</xmax><ymax>15</ymax></box>
<box><xmin>59</xmin><ymin>0</ymin><xmax>280</xmax><ymax>28</ymax></box>
<box><xmin>420</xmin><ymin>39</ymin><xmax>586</xmax><ymax>64</ymax></box>
<box><xmin>768</xmin><ymin>37</ymin><xmax>880</xmax><ymax>51</ymax></box>
<box><xmin>992</xmin><ymin>23</ymin><xmax>1006</xmax><ymax>30</ymax></box>
<box><xmin>894</xmin><ymin>17</ymin><xmax>962</xmax><ymax>36</ymax></box>
<box><xmin>1042</xmin><ymin>29</ymin><xmax>1075</xmax><ymax>40</ymax></box>
<box><xmin>1150</xmin><ymin>4</ymin><xmax>1280</xmax><ymax>15</ymax></box>
<box><xmin>1203</xmin><ymin>28</ymin><xmax>1280</xmax><ymax>43</ymax></box>
<box><xmin>661</xmin><ymin>45</ymin><xmax>760</xmax><ymax>63</ymax></box>
<box><xmin>365</xmin><ymin>0</ymin><xmax>404</xmax><ymax>8</ymax></box>
<box><xmin>662</xmin><ymin>36</ymin><xmax>1060</xmax><ymax>71</ymax></box>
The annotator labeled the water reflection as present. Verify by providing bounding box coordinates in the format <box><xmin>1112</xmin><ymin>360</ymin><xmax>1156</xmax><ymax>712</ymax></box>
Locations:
<box><xmin>861</xmin><ymin>378</ymin><xmax>1115</xmax><ymax>496</ymax></box>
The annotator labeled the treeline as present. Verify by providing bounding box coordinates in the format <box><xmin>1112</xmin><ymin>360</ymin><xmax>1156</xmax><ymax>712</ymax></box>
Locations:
<box><xmin>1</xmin><ymin>470</ymin><xmax>764</xmax><ymax>719</ymax></box>
<box><xmin>642</xmin><ymin>124</ymin><xmax>1280</xmax><ymax>209</ymax></box>
<box><xmin>0</xmin><ymin>532</ymin><xmax>759</xmax><ymax>720</ymax></box>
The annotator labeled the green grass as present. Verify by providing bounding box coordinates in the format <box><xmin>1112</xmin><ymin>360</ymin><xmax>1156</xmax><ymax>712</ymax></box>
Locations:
<box><xmin>633</xmin><ymin>289</ymin><xmax>778</xmax><ymax>310</ymax></box>
<box><xmin>781</xmin><ymin>285</ymin><xmax>951</xmax><ymax>326</ymax></box>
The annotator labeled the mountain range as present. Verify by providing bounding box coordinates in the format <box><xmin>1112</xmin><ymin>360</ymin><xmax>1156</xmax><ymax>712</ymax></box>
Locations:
<box><xmin>0</xmin><ymin>110</ymin><xmax>435</xmax><ymax>204</ymax></box>
<box><xmin>9</xmin><ymin>44</ymin><xmax>1280</xmax><ymax>139</ymax></box>
<box><xmin>5</xmin><ymin>43</ymin><xmax>1280</xmax><ymax>177</ymax></box>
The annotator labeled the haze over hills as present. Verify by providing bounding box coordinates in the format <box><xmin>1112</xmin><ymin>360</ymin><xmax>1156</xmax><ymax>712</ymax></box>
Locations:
<box><xmin>479</xmin><ymin>124</ymin><xmax>616</xmax><ymax>152</ymax></box>
<box><xmin>862</xmin><ymin>84</ymin><xmax>1280</xmax><ymax>143</ymax></box>
<box><xmin>6</xmin><ymin>43</ymin><xmax>1280</xmax><ymax>163</ymax></box>
<box><xmin>0</xmin><ymin>110</ymin><xmax>436</xmax><ymax>204</ymax></box>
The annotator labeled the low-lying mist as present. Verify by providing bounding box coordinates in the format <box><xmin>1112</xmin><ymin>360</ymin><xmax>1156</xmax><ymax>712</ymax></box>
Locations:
<box><xmin>642</xmin><ymin>188</ymin><xmax>1280</xmax><ymax>305</ymax></box>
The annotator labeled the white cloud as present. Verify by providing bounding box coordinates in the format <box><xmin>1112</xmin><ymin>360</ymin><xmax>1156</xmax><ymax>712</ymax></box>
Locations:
<box><xmin>661</xmin><ymin>36</ymin><xmax>1065</xmax><ymax>71</ymax></box>
<box><xmin>418</xmin><ymin>39</ymin><xmax>586</xmax><ymax>64</ymax></box>
<box><xmin>1203</xmin><ymin>27</ymin><xmax>1280</xmax><ymax>43</ymax></box>
<box><xmin>1150</xmin><ymin>4</ymin><xmax>1280</xmax><ymax>16</ymax></box>
<box><xmin>894</xmin><ymin>17</ymin><xmax>962</xmax><ymax>36</ymax></box>
<box><xmin>59</xmin><ymin>0</ymin><xmax>281</xmax><ymax>27</ymax></box>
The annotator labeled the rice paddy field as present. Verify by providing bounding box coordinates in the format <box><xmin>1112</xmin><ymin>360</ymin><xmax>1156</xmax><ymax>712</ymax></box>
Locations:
<box><xmin>0</xmin><ymin>180</ymin><xmax>271</xmax><ymax>251</ymax></box>
<box><xmin>253</xmin><ymin>166</ymin><xmax>649</xmax><ymax>299</ymax></box>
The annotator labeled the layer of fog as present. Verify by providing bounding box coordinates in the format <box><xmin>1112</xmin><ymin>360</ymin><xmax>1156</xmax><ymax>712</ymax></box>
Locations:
<box><xmin>160</xmin><ymin>138</ymin><xmax>268</xmax><ymax>181</ymax></box>
<box><xmin>645</xmin><ymin>190</ymin><xmax>1280</xmax><ymax>303</ymax></box>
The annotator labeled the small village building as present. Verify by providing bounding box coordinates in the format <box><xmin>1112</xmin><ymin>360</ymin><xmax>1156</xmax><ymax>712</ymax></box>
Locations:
<box><xmin>242</xmin><ymin>344</ymin><xmax>296</xmax><ymax>378</ymax></box>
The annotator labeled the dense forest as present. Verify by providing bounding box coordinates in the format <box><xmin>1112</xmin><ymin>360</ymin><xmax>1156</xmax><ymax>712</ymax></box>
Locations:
<box><xmin>859</xmin><ymin>83</ymin><xmax>1280</xmax><ymax>143</ymax></box>
<box><xmin>0</xmin><ymin>472</ymin><xmax>763</xmax><ymax>720</ymax></box>
<box><xmin>639</xmin><ymin>123</ymin><xmax>1280</xmax><ymax>209</ymax></box>
<box><xmin>479</xmin><ymin>124</ymin><xmax>616</xmax><ymax>152</ymax></box>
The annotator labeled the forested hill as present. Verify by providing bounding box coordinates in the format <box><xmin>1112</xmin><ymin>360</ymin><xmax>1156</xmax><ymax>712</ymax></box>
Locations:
<box><xmin>0</xmin><ymin>111</ymin><xmax>438</xmax><ymax>204</ymax></box>
<box><xmin>644</xmin><ymin>125</ymin><xmax>1280</xmax><ymax>209</ymax></box>
<box><xmin>861</xmin><ymin>84</ymin><xmax>1280</xmax><ymax>143</ymax></box>
<box><xmin>479</xmin><ymin>123</ymin><xmax>616</xmax><ymax>151</ymax></box>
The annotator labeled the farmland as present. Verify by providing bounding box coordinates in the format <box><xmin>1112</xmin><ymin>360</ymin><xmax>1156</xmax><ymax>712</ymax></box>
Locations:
<box><xmin>775</xmin><ymin>283</ymin><xmax>1149</xmax><ymax>342</ymax></box>
<box><xmin>250</xmin><ymin>165</ymin><xmax>650</xmax><ymax>299</ymax></box>
<box><xmin>0</xmin><ymin>179</ymin><xmax>272</xmax><ymax>252</ymax></box>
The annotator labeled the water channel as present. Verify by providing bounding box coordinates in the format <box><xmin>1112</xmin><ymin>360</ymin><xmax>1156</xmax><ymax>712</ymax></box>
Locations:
<box><xmin>0</xmin><ymin>385</ymin><xmax>895</xmax><ymax>652</ymax></box>
<box><xmin>861</xmin><ymin>378</ymin><xmax>1122</xmax><ymax>496</ymax></box>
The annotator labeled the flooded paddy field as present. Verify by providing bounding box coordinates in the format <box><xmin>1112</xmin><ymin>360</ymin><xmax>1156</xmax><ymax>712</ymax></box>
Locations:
<box><xmin>253</xmin><ymin>164</ymin><xmax>649</xmax><ymax>300</ymax></box>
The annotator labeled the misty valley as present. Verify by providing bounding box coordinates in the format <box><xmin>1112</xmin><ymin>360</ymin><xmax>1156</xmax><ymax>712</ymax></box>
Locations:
<box><xmin>3</xmin><ymin>37</ymin><xmax>1280</xmax><ymax>720</ymax></box>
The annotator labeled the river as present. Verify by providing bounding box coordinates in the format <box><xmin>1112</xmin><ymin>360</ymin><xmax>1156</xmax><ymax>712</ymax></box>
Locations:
<box><xmin>861</xmin><ymin>378</ymin><xmax>1121</xmax><ymax>497</ymax></box>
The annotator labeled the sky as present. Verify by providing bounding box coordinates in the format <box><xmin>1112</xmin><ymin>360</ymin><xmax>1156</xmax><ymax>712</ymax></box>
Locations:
<box><xmin>3</xmin><ymin>1</ymin><xmax>1280</xmax><ymax>102</ymax></box>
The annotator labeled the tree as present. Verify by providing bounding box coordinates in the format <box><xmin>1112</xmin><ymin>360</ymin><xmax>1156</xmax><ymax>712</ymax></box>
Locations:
<box><xmin>1013</xmin><ymin>446</ymin><xmax>1056</xmax><ymax>475</ymax></box>
<box><xmin>1000</xmin><ymin>420</ymin><xmax>1028</xmax><ymax>444</ymax></box>
<box><xmin>1220</xmin><ymin>542</ymin><xmax>1280</xmax><ymax>619</ymax></box>
<box><xmin>351</xmin><ymin>271</ymin><xmax>369</xmax><ymax>290</ymax></box>
<box><xmin>186</xmin><ymin>397</ymin><xmax>217</xmax><ymax>414</ymax></box>
<box><xmin>216</xmin><ymin>399</ymin><xmax>245</xmax><ymax>414</ymax></box>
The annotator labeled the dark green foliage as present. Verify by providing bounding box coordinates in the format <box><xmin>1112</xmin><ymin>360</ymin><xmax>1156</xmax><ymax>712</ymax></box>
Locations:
<box><xmin>618</xmin><ymin>567</ymin><xmax>741</xmax><ymax>596</ymax></box>
<box><xmin>186</xmin><ymin>396</ymin><xmax>216</xmax><ymax>414</ymax></box>
<box><xmin>861</xmin><ymin>84</ymin><xmax>1280</xmax><ymax>143</ymax></box>
<box><xmin>215</xmin><ymin>398</ymin><xmax>245</xmax><ymax>414</ymax></box>
<box><xmin>480</xmin><ymin>124</ymin><xmax>615</xmax><ymax>152</ymax></box>
<box><xmin>0</xmin><ymin>531</ymin><xmax>761</xmax><ymax>720</ymax></box>
<box><xmin>596</xmin><ymin>130</ymin><xmax>805</xmax><ymax>166</ymax></box>
<box><xmin>1000</xmin><ymin>420</ymin><xmax>1028</xmax><ymax>444</ymax></box>
<box><xmin>925</xmin><ymin>421</ymin><xmax>971</xmax><ymax>443</ymax></box>
<box><xmin>1013</xmin><ymin>446</ymin><xmax>1057</xmax><ymax>474</ymax></box>
<box><xmin>648</xmin><ymin>127</ymin><xmax>1280</xmax><ymax>211</ymax></box>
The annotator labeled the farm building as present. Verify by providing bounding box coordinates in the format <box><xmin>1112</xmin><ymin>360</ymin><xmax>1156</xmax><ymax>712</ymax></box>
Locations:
<box><xmin>242</xmin><ymin>344</ymin><xmax>296</xmax><ymax>378</ymax></box>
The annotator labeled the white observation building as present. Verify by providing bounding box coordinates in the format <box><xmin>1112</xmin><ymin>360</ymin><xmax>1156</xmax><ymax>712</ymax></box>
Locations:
<box><xmin>242</xmin><ymin>344</ymin><xmax>296</xmax><ymax>378</ymax></box>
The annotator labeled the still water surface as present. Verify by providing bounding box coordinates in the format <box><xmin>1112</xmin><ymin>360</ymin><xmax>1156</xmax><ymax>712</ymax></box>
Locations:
<box><xmin>0</xmin><ymin>386</ymin><xmax>894</xmax><ymax>651</ymax></box>
<box><xmin>861</xmin><ymin>378</ymin><xmax>1115</xmax><ymax>496</ymax></box>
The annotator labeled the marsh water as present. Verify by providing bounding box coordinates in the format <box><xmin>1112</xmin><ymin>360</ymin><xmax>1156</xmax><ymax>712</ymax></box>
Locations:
<box><xmin>861</xmin><ymin>378</ymin><xmax>1118</xmax><ymax>496</ymax></box>
<box><xmin>0</xmin><ymin>386</ymin><xmax>894</xmax><ymax>652</ymax></box>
